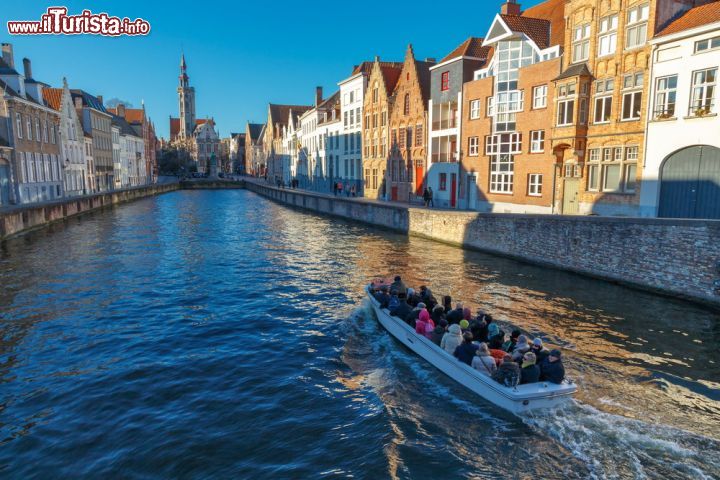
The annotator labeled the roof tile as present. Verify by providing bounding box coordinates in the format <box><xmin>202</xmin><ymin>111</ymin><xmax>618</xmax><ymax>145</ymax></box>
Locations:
<box><xmin>657</xmin><ymin>1</ymin><xmax>720</xmax><ymax>37</ymax></box>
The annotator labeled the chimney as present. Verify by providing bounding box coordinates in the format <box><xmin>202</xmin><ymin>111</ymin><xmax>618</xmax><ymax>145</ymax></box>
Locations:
<box><xmin>501</xmin><ymin>0</ymin><xmax>522</xmax><ymax>15</ymax></box>
<box><xmin>1</xmin><ymin>43</ymin><xmax>14</xmax><ymax>69</ymax></box>
<box><xmin>118</xmin><ymin>103</ymin><xmax>126</xmax><ymax>117</ymax></box>
<box><xmin>22</xmin><ymin>58</ymin><xmax>32</xmax><ymax>78</ymax></box>
<box><xmin>425</xmin><ymin>57</ymin><xmax>436</xmax><ymax>63</ymax></box>
<box><xmin>315</xmin><ymin>86</ymin><xmax>323</xmax><ymax>106</ymax></box>
<box><xmin>97</xmin><ymin>95</ymin><xmax>103</xmax><ymax>106</ymax></box>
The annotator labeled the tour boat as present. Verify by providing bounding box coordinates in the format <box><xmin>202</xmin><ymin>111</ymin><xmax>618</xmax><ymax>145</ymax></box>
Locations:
<box><xmin>366</xmin><ymin>285</ymin><xmax>577</xmax><ymax>414</ymax></box>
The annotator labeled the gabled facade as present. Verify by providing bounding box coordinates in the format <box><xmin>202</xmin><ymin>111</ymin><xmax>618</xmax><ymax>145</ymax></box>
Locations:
<box><xmin>337</xmin><ymin>63</ymin><xmax>371</xmax><ymax>195</ymax></box>
<box><xmin>460</xmin><ymin>0</ymin><xmax>563</xmax><ymax>213</ymax></box>
<box><xmin>245</xmin><ymin>122</ymin><xmax>265</xmax><ymax>176</ymax></box>
<box><xmin>71</xmin><ymin>88</ymin><xmax>113</xmax><ymax>191</ymax></box>
<box><xmin>193</xmin><ymin>119</ymin><xmax>219</xmax><ymax>174</ymax></box>
<box><xmin>550</xmin><ymin>0</ymin><xmax>706</xmax><ymax>215</ymax></box>
<box><xmin>296</xmin><ymin>88</ymin><xmax>341</xmax><ymax>192</ymax></box>
<box><xmin>641</xmin><ymin>1</ymin><xmax>720</xmax><ymax>219</ymax></box>
<box><xmin>43</xmin><ymin>78</ymin><xmax>88</xmax><ymax>196</ymax></box>
<box><xmin>427</xmin><ymin>37</ymin><xmax>488</xmax><ymax>207</ymax></box>
<box><xmin>362</xmin><ymin>58</ymin><xmax>403</xmax><ymax>199</ymax></box>
<box><xmin>265</xmin><ymin>102</ymin><xmax>312</xmax><ymax>184</ymax></box>
<box><xmin>387</xmin><ymin>45</ymin><xmax>435</xmax><ymax>202</ymax></box>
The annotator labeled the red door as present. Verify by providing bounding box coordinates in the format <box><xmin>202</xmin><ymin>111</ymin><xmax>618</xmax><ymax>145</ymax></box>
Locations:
<box><xmin>450</xmin><ymin>173</ymin><xmax>457</xmax><ymax>208</ymax></box>
<box><xmin>391</xmin><ymin>186</ymin><xmax>398</xmax><ymax>201</ymax></box>
<box><xmin>415</xmin><ymin>166</ymin><xmax>424</xmax><ymax>196</ymax></box>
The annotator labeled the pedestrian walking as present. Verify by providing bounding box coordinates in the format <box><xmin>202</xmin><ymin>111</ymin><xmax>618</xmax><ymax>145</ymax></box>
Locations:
<box><xmin>422</xmin><ymin>187</ymin><xmax>430</xmax><ymax>207</ymax></box>
<box><xmin>428</xmin><ymin>187</ymin><xmax>434</xmax><ymax>207</ymax></box>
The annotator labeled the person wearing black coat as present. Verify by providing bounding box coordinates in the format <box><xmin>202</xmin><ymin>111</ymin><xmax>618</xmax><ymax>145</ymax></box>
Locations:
<box><xmin>453</xmin><ymin>332</ymin><xmax>479</xmax><ymax>365</ymax></box>
<box><xmin>389</xmin><ymin>294</ymin><xmax>413</xmax><ymax>320</ymax></box>
<box><xmin>539</xmin><ymin>350</ymin><xmax>565</xmax><ymax>384</ymax></box>
<box><xmin>390</xmin><ymin>276</ymin><xmax>407</xmax><ymax>296</ymax></box>
<box><xmin>446</xmin><ymin>304</ymin><xmax>464</xmax><ymax>325</ymax></box>
<box><xmin>519</xmin><ymin>352</ymin><xmax>540</xmax><ymax>385</ymax></box>
<box><xmin>431</xmin><ymin>305</ymin><xmax>446</xmax><ymax>325</ymax></box>
<box><xmin>374</xmin><ymin>287</ymin><xmax>391</xmax><ymax>309</ymax></box>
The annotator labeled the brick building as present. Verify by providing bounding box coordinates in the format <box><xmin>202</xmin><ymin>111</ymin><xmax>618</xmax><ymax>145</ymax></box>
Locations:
<box><xmin>460</xmin><ymin>0</ymin><xmax>564</xmax><ymax>213</ymax></box>
<box><xmin>362</xmin><ymin>58</ymin><xmax>403</xmax><ymax>199</ymax></box>
<box><xmin>387</xmin><ymin>45</ymin><xmax>434</xmax><ymax>202</ymax></box>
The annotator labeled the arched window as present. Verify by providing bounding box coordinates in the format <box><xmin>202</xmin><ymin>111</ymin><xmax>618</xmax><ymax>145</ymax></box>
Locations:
<box><xmin>404</xmin><ymin>93</ymin><xmax>410</xmax><ymax>115</ymax></box>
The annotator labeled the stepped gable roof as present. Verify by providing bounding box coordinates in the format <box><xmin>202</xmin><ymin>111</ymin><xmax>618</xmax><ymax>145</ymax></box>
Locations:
<box><xmin>247</xmin><ymin>123</ymin><xmax>264</xmax><ymax>140</ymax></box>
<box><xmin>70</xmin><ymin>89</ymin><xmax>107</xmax><ymax>112</ymax></box>
<box><xmin>657</xmin><ymin>1</ymin><xmax>720</xmax><ymax>37</ymax></box>
<box><xmin>500</xmin><ymin>14</ymin><xmax>551</xmax><ymax>49</ymax></box>
<box><xmin>413</xmin><ymin>58</ymin><xmax>436</xmax><ymax>104</ymax></box>
<box><xmin>554</xmin><ymin>62</ymin><xmax>592</xmax><ymax>81</ymax></box>
<box><xmin>351</xmin><ymin>61</ymin><xmax>403</xmax><ymax>76</ymax></box>
<box><xmin>440</xmin><ymin>37</ymin><xmax>488</xmax><ymax>63</ymax></box>
<box><xmin>42</xmin><ymin>87</ymin><xmax>63</xmax><ymax>111</ymax></box>
<box><xmin>522</xmin><ymin>0</ymin><xmax>565</xmax><ymax>47</ymax></box>
<box><xmin>379</xmin><ymin>63</ymin><xmax>403</xmax><ymax>93</ymax></box>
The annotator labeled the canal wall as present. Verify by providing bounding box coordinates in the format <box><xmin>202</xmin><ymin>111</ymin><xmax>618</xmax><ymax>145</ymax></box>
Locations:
<box><xmin>245</xmin><ymin>181</ymin><xmax>720</xmax><ymax>307</ymax></box>
<box><xmin>0</xmin><ymin>182</ymin><xmax>180</xmax><ymax>240</ymax></box>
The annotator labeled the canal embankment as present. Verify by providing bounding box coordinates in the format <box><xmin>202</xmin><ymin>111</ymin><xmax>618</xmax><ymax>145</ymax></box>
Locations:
<box><xmin>244</xmin><ymin>180</ymin><xmax>720</xmax><ymax>308</ymax></box>
<box><xmin>0</xmin><ymin>182</ymin><xmax>180</xmax><ymax>240</ymax></box>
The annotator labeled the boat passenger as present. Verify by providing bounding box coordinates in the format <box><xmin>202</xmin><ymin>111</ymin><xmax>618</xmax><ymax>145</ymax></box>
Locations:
<box><xmin>485</xmin><ymin>314</ymin><xmax>500</xmax><ymax>340</ymax></box>
<box><xmin>492</xmin><ymin>354</ymin><xmax>520</xmax><ymax>387</ymax></box>
<box><xmin>443</xmin><ymin>295</ymin><xmax>452</xmax><ymax>314</ymax></box>
<box><xmin>389</xmin><ymin>292</ymin><xmax>413</xmax><ymax>320</ymax></box>
<box><xmin>511</xmin><ymin>335</ymin><xmax>531</xmax><ymax>362</ymax></box>
<box><xmin>488</xmin><ymin>331</ymin><xmax>505</xmax><ymax>350</ymax></box>
<box><xmin>415</xmin><ymin>307</ymin><xmax>435</xmax><ymax>338</ymax></box>
<box><xmin>519</xmin><ymin>352</ymin><xmax>540</xmax><ymax>385</ymax></box>
<box><xmin>539</xmin><ymin>349</ymin><xmax>565</xmax><ymax>384</ymax></box>
<box><xmin>374</xmin><ymin>286</ymin><xmax>391</xmax><ymax>309</ymax></box>
<box><xmin>463</xmin><ymin>307</ymin><xmax>472</xmax><ymax>321</ymax></box>
<box><xmin>472</xmin><ymin>343</ymin><xmax>497</xmax><ymax>377</ymax></box>
<box><xmin>530</xmin><ymin>338</ymin><xmax>550</xmax><ymax>364</ymax></box>
<box><xmin>405</xmin><ymin>302</ymin><xmax>425</xmax><ymax>327</ymax></box>
<box><xmin>453</xmin><ymin>332</ymin><xmax>479</xmax><ymax>365</ymax></box>
<box><xmin>489</xmin><ymin>346</ymin><xmax>507</xmax><ymax>366</ymax></box>
<box><xmin>390</xmin><ymin>276</ymin><xmax>407</xmax><ymax>296</ymax></box>
<box><xmin>419</xmin><ymin>285</ymin><xmax>433</xmax><ymax>304</ymax></box>
<box><xmin>406</xmin><ymin>288</ymin><xmax>421</xmax><ymax>307</ymax></box>
<box><xmin>387</xmin><ymin>290</ymin><xmax>400</xmax><ymax>311</ymax></box>
<box><xmin>446</xmin><ymin>303</ymin><xmax>464</xmax><ymax>325</ymax></box>
<box><xmin>429</xmin><ymin>323</ymin><xmax>446</xmax><ymax>346</ymax></box>
<box><xmin>431</xmin><ymin>304</ymin><xmax>446</xmax><ymax>325</ymax></box>
<box><xmin>459</xmin><ymin>319</ymin><xmax>470</xmax><ymax>334</ymax></box>
<box><xmin>503</xmin><ymin>330</ymin><xmax>521</xmax><ymax>353</ymax></box>
<box><xmin>440</xmin><ymin>324</ymin><xmax>463</xmax><ymax>355</ymax></box>
<box><xmin>470</xmin><ymin>315</ymin><xmax>488</xmax><ymax>342</ymax></box>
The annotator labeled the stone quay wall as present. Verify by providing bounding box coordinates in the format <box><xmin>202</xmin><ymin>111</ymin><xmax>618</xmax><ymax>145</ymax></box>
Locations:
<box><xmin>0</xmin><ymin>182</ymin><xmax>180</xmax><ymax>240</ymax></box>
<box><xmin>245</xmin><ymin>181</ymin><xmax>720</xmax><ymax>307</ymax></box>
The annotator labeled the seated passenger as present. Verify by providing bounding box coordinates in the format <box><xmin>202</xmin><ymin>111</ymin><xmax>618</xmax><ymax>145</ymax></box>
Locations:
<box><xmin>419</xmin><ymin>285</ymin><xmax>433</xmax><ymax>304</ymax></box>
<box><xmin>530</xmin><ymin>338</ymin><xmax>550</xmax><ymax>364</ymax></box>
<box><xmin>488</xmin><ymin>331</ymin><xmax>505</xmax><ymax>350</ymax></box>
<box><xmin>415</xmin><ymin>307</ymin><xmax>435</xmax><ymax>338</ymax></box>
<box><xmin>406</xmin><ymin>288</ymin><xmax>421</xmax><ymax>307</ymax></box>
<box><xmin>387</xmin><ymin>290</ymin><xmax>400</xmax><ymax>311</ymax></box>
<box><xmin>389</xmin><ymin>292</ymin><xmax>413</xmax><ymax>320</ymax></box>
<box><xmin>463</xmin><ymin>307</ymin><xmax>472</xmax><ymax>321</ymax></box>
<box><xmin>446</xmin><ymin>303</ymin><xmax>464</xmax><ymax>325</ymax></box>
<box><xmin>405</xmin><ymin>302</ymin><xmax>425</xmax><ymax>327</ymax></box>
<box><xmin>539</xmin><ymin>349</ymin><xmax>565</xmax><ymax>384</ymax></box>
<box><xmin>459</xmin><ymin>319</ymin><xmax>469</xmax><ymax>332</ymax></box>
<box><xmin>511</xmin><ymin>335</ymin><xmax>531</xmax><ymax>362</ymax></box>
<box><xmin>429</xmin><ymin>323</ymin><xmax>446</xmax><ymax>346</ymax></box>
<box><xmin>453</xmin><ymin>332</ymin><xmax>479</xmax><ymax>366</ymax></box>
<box><xmin>442</xmin><ymin>295</ymin><xmax>452</xmax><ymax>314</ymax></box>
<box><xmin>503</xmin><ymin>330</ymin><xmax>521</xmax><ymax>353</ymax></box>
<box><xmin>470</xmin><ymin>315</ymin><xmax>488</xmax><ymax>343</ymax></box>
<box><xmin>489</xmin><ymin>346</ymin><xmax>507</xmax><ymax>366</ymax></box>
<box><xmin>390</xmin><ymin>275</ymin><xmax>407</xmax><ymax>296</ymax></box>
<box><xmin>519</xmin><ymin>352</ymin><xmax>540</xmax><ymax>385</ymax></box>
<box><xmin>485</xmin><ymin>314</ymin><xmax>500</xmax><ymax>339</ymax></box>
<box><xmin>440</xmin><ymin>324</ymin><xmax>463</xmax><ymax>355</ymax></box>
<box><xmin>374</xmin><ymin>286</ymin><xmax>391</xmax><ymax>309</ymax></box>
<box><xmin>472</xmin><ymin>343</ymin><xmax>497</xmax><ymax>377</ymax></box>
<box><xmin>431</xmin><ymin>304</ymin><xmax>446</xmax><ymax>325</ymax></box>
<box><xmin>492</xmin><ymin>354</ymin><xmax>520</xmax><ymax>387</ymax></box>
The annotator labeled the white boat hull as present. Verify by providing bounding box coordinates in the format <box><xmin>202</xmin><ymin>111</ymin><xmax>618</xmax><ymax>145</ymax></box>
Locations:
<box><xmin>366</xmin><ymin>286</ymin><xmax>576</xmax><ymax>415</ymax></box>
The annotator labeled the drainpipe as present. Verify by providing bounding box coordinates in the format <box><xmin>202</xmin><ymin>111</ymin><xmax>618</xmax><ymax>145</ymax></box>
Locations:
<box><xmin>551</xmin><ymin>163</ymin><xmax>558</xmax><ymax>214</ymax></box>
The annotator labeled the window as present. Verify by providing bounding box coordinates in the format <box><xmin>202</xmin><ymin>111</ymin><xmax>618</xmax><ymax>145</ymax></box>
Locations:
<box><xmin>621</xmin><ymin>73</ymin><xmax>644</xmax><ymax>120</ymax></box>
<box><xmin>588</xmin><ymin>145</ymin><xmax>638</xmax><ymax>193</ymax></box>
<box><xmin>485</xmin><ymin>133</ymin><xmax>522</xmax><ymax>155</ymax></box>
<box><xmin>364</xmin><ymin>168</ymin><xmax>370</xmax><ymax>188</ymax></box>
<box><xmin>15</xmin><ymin>113</ymin><xmax>22</xmax><ymax>138</ymax></box>
<box><xmin>468</xmin><ymin>136</ymin><xmax>479</xmax><ymax>156</ymax></box>
<box><xmin>598</xmin><ymin>14</ymin><xmax>618</xmax><ymax>57</ymax></box>
<box><xmin>439</xmin><ymin>173</ymin><xmax>447</xmax><ymax>190</ymax></box>
<box><xmin>441</xmin><ymin>71</ymin><xmax>450</xmax><ymax>91</ymax></box>
<box><xmin>530</xmin><ymin>130</ymin><xmax>545</xmax><ymax>153</ymax></box>
<box><xmin>398</xmin><ymin>127</ymin><xmax>406</xmax><ymax>149</ymax></box>
<box><xmin>470</xmin><ymin>99</ymin><xmax>481</xmax><ymax>119</ymax></box>
<box><xmin>381</xmin><ymin>111</ymin><xmax>387</xmax><ymax>126</ymax></box>
<box><xmin>415</xmin><ymin>124</ymin><xmax>423</xmax><ymax>147</ymax></box>
<box><xmin>372</xmin><ymin>168</ymin><xmax>378</xmax><ymax>189</ymax></box>
<box><xmin>579</xmin><ymin>98</ymin><xmax>588</xmax><ymax>124</ymax></box>
<box><xmin>26</xmin><ymin>117</ymin><xmax>32</xmax><ymax>140</ymax></box>
<box><xmin>372</xmin><ymin>83</ymin><xmax>378</xmax><ymax>103</ymax></box>
<box><xmin>626</xmin><ymin>4</ymin><xmax>649</xmax><ymax>49</ymax></box>
<box><xmin>490</xmin><ymin>154</ymin><xmax>514</xmax><ymax>193</ymax></box>
<box><xmin>695</xmin><ymin>36</ymin><xmax>720</xmax><ymax>53</ymax></box>
<box><xmin>653</xmin><ymin>75</ymin><xmax>677</xmax><ymax>118</ymax></box>
<box><xmin>344</xmin><ymin>111</ymin><xmax>349</xmax><ymax>127</ymax></box>
<box><xmin>43</xmin><ymin>121</ymin><xmax>48</xmax><ymax>143</ymax></box>
<box><xmin>404</xmin><ymin>93</ymin><xmax>410</xmax><ymax>115</ymax></box>
<box><xmin>533</xmin><ymin>85</ymin><xmax>547</xmax><ymax>109</ymax></box>
<box><xmin>557</xmin><ymin>98</ymin><xmax>575</xmax><ymax>126</ymax></box>
<box><xmin>572</xmin><ymin>24</ymin><xmax>591</xmax><ymax>63</ymax></box>
<box><xmin>35</xmin><ymin>118</ymin><xmax>41</xmax><ymax>142</ymax></box>
<box><xmin>486</xmin><ymin>96</ymin><xmax>495</xmax><ymax>116</ymax></box>
<box><xmin>593</xmin><ymin>78</ymin><xmax>614</xmax><ymax>123</ymax></box>
<box><xmin>690</xmin><ymin>68</ymin><xmax>717</xmax><ymax>115</ymax></box>
<box><xmin>50</xmin><ymin>125</ymin><xmax>56</xmax><ymax>144</ymax></box>
<box><xmin>528</xmin><ymin>174</ymin><xmax>542</xmax><ymax>196</ymax></box>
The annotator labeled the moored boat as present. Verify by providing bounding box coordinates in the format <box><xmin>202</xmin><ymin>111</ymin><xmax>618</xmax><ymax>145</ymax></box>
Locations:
<box><xmin>366</xmin><ymin>284</ymin><xmax>577</xmax><ymax>414</ymax></box>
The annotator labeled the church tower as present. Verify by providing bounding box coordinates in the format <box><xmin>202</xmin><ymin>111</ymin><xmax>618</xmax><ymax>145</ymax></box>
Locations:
<box><xmin>177</xmin><ymin>54</ymin><xmax>196</xmax><ymax>139</ymax></box>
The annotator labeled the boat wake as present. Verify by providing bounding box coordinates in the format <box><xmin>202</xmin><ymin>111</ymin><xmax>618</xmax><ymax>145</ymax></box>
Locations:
<box><xmin>523</xmin><ymin>400</ymin><xmax>720</xmax><ymax>479</ymax></box>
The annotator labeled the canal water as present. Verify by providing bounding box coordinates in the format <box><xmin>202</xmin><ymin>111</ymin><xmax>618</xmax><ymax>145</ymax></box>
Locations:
<box><xmin>0</xmin><ymin>189</ymin><xmax>718</xmax><ymax>479</ymax></box>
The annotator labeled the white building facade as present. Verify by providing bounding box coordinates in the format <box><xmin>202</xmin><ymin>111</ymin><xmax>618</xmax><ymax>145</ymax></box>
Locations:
<box><xmin>641</xmin><ymin>12</ymin><xmax>720</xmax><ymax>219</ymax></box>
<box><xmin>338</xmin><ymin>70</ymin><xmax>366</xmax><ymax>193</ymax></box>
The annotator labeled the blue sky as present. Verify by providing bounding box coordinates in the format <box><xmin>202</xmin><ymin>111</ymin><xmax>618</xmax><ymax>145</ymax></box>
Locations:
<box><xmin>2</xmin><ymin>0</ymin><xmax>544</xmax><ymax>138</ymax></box>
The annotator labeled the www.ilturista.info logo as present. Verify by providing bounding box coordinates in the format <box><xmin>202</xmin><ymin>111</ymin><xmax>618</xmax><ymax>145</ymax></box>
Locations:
<box><xmin>7</xmin><ymin>7</ymin><xmax>150</xmax><ymax>36</ymax></box>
